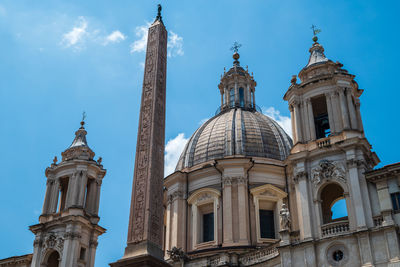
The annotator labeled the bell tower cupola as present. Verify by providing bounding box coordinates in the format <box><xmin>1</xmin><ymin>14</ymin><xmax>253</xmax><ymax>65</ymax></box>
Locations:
<box><xmin>218</xmin><ymin>43</ymin><xmax>257</xmax><ymax>112</ymax></box>
<box><xmin>284</xmin><ymin>32</ymin><xmax>364</xmax><ymax>145</ymax></box>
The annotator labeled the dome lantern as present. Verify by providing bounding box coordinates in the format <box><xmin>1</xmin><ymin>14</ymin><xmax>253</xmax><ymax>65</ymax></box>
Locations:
<box><xmin>218</xmin><ymin>43</ymin><xmax>257</xmax><ymax>113</ymax></box>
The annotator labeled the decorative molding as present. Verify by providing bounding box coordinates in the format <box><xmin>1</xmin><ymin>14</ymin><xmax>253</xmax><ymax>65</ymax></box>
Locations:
<box><xmin>64</xmin><ymin>231</ymin><xmax>82</xmax><ymax>240</ymax></box>
<box><xmin>90</xmin><ymin>240</ymin><xmax>98</xmax><ymax>248</ymax></box>
<box><xmin>346</xmin><ymin>159</ymin><xmax>365</xmax><ymax>169</ymax></box>
<box><xmin>239</xmin><ymin>246</ymin><xmax>279</xmax><ymax>266</ymax></box>
<box><xmin>311</xmin><ymin>160</ymin><xmax>345</xmax><ymax>186</ymax></box>
<box><xmin>39</xmin><ymin>232</ymin><xmax>65</xmax><ymax>259</ymax></box>
<box><xmin>222</xmin><ymin>175</ymin><xmax>247</xmax><ymax>186</ymax></box>
<box><xmin>170</xmin><ymin>190</ymin><xmax>186</xmax><ymax>201</ymax></box>
<box><xmin>293</xmin><ymin>171</ymin><xmax>307</xmax><ymax>183</ymax></box>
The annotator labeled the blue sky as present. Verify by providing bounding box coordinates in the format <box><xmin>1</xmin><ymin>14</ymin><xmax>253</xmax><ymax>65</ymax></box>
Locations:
<box><xmin>0</xmin><ymin>0</ymin><xmax>399</xmax><ymax>265</ymax></box>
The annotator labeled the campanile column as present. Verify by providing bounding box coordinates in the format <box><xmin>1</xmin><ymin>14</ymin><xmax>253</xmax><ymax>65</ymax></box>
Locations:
<box><xmin>306</xmin><ymin>99</ymin><xmax>316</xmax><ymax>140</ymax></box>
<box><xmin>110</xmin><ymin>5</ymin><xmax>169</xmax><ymax>267</ymax></box>
<box><xmin>338</xmin><ymin>88</ymin><xmax>350</xmax><ymax>129</ymax></box>
<box><xmin>346</xmin><ymin>88</ymin><xmax>358</xmax><ymax>130</ymax></box>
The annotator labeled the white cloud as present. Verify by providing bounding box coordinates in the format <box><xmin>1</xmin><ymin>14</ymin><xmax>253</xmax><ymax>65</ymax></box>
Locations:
<box><xmin>198</xmin><ymin>118</ymin><xmax>209</xmax><ymax>125</ymax></box>
<box><xmin>167</xmin><ymin>31</ymin><xmax>184</xmax><ymax>58</ymax></box>
<box><xmin>164</xmin><ymin>133</ymin><xmax>188</xmax><ymax>176</ymax></box>
<box><xmin>105</xmin><ymin>30</ymin><xmax>126</xmax><ymax>44</ymax></box>
<box><xmin>130</xmin><ymin>22</ymin><xmax>151</xmax><ymax>54</ymax></box>
<box><xmin>60</xmin><ymin>16</ymin><xmax>88</xmax><ymax>50</ymax></box>
<box><xmin>262</xmin><ymin>107</ymin><xmax>292</xmax><ymax>138</ymax></box>
<box><xmin>130</xmin><ymin>23</ymin><xmax>184</xmax><ymax>58</ymax></box>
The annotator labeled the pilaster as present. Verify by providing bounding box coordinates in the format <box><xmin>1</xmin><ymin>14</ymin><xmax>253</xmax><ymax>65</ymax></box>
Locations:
<box><xmin>346</xmin><ymin>157</ymin><xmax>367</xmax><ymax>230</ymax></box>
<box><xmin>293</xmin><ymin>101</ymin><xmax>303</xmax><ymax>143</ymax></box>
<box><xmin>294</xmin><ymin>171</ymin><xmax>313</xmax><ymax>240</ymax></box>
<box><xmin>222</xmin><ymin>176</ymin><xmax>234</xmax><ymax>245</ymax></box>
<box><xmin>346</xmin><ymin>88</ymin><xmax>358</xmax><ymax>130</ymax></box>
<box><xmin>306</xmin><ymin>99</ymin><xmax>316</xmax><ymax>140</ymax></box>
<box><xmin>237</xmin><ymin>177</ymin><xmax>249</xmax><ymax>245</ymax></box>
<box><xmin>338</xmin><ymin>88</ymin><xmax>350</xmax><ymax>130</ymax></box>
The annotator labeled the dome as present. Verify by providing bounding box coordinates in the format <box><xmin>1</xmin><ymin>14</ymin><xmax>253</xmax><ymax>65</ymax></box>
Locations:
<box><xmin>176</xmin><ymin>108</ymin><xmax>293</xmax><ymax>171</ymax></box>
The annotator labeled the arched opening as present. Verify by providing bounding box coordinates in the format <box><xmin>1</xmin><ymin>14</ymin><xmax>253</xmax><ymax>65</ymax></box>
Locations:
<box><xmin>239</xmin><ymin>87</ymin><xmax>244</xmax><ymax>107</ymax></box>
<box><xmin>58</xmin><ymin>177</ymin><xmax>69</xmax><ymax>212</ymax></box>
<box><xmin>47</xmin><ymin>250</ymin><xmax>60</xmax><ymax>267</ymax></box>
<box><xmin>320</xmin><ymin>183</ymin><xmax>348</xmax><ymax>224</ymax></box>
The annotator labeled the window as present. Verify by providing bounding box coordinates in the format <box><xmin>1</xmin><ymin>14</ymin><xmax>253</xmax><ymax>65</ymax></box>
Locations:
<box><xmin>239</xmin><ymin>88</ymin><xmax>244</xmax><ymax>107</ymax></box>
<box><xmin>229</xmin><ymin>88</ymin><xmax>235</xmax><ymax>107</ymax></box>
<box><xmin>187</xmin><ymin>188</ymin><xmax>220</xmax><ymax>249</ymax></box>
<box><xmin>202</xmin><ymin>212</ymin><xmax>214</xmax><ymax>242</ymax></box>
<box><xmin>250</xmin><ymin>184</ymin><xmax>287</xmax><ymax>243</ymax></box>
<box><xmin>79</xmin><ymin>247</ymin><xmax>86</xmax><ymax>261</ymax></box>
<box><xmin>259</xmin><ymin>210</ymin><xmax>275</xmax><ymax>239</ymax></box>
<box><xmin>312</xmin><ymin>96</ymin><xmax>331</xmax><ymax>139</ymax></box>
<box><xmin>391</xmin><ymin>192</ymin><xmax>400</xmax><ymax>211</ymax></box>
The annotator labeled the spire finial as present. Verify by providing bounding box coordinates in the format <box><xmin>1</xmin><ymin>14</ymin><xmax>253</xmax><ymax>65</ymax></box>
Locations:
<box><xmin>81</xmin><ymin>111</ymin><xmax>86</xmax><ymax>127</ymax></box>
<box><xmin>230</xmin><ymin>42</ymin><xmax>242</xmax><ymax>65</ymax></box>
<box><xmin>231</xmin><ymin>41</ymin><xmax>242</xmax><ymax>54</ymax></box>
<box><xmin>155</xmin><ymin>4</ymin><xmax>163</xmax><ymax>23</ymax></box>
<box><xmin>311</xmin><ymin>25</ymin><xmax>321</xmax><ymax>42</ymax></box>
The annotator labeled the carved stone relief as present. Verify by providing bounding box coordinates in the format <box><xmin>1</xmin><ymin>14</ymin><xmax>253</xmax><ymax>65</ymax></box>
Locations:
<box><xmin>128</xmin><ymin>20</ymin><xmax>167</xmax><ymax>248</ymax></box>
<box><xmin>311</xmin><ymin>160</ymin><xmax>345</xmax><ymax>186</ymax></box>
<box><xmin>39</xmin><ymin>232</ymin><xmax>65</xmax><ymax>260</ymax></box>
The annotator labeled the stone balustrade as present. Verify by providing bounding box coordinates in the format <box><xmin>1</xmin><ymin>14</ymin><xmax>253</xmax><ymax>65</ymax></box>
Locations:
<box><xmin>373</xmin><ymin>215</ymin><xmax>383</xmax><ymax>227</ymax></box>
<box><xmin>239</xmin><ymin>245</ymin><xmax>279</xmax><ymax>266</ymax></box>
<box><xmin>317</xmin><ymin>137</ymin><xmax>331</xmax><ymax>148</ymax></box>
<box><xmin>321</xmin><ymin>220</ymin><xmax>349</xmax><ymax>238</ymax></box>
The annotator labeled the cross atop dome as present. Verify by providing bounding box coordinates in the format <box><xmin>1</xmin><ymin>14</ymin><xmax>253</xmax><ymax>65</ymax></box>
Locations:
<box><xmin>230</xmin><ymin>42</ymin><xmax>242</xmax><ymax>65</ymax></box>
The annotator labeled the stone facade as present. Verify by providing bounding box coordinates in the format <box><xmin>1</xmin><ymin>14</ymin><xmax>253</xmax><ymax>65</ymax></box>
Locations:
<box><xmin>163</xmin><ymin>36</ymin><xmax>400</xmax><ymax>267</ymax></box>
<box><xmin>1</xmin><ymin>8</ymin><xmax>400</xmax><ymax>267</ymax></box>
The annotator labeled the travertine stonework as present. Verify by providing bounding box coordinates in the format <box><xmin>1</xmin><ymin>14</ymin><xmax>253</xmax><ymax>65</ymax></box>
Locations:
<box><xmin>2</xmin><ymin>8</ymin><xmax>400</xmax><ymax>267</ymax></box>
<box><xmin>163</xmin><ymin>37</ymin><xmax>400</xmax><ymax>267</ymax></box>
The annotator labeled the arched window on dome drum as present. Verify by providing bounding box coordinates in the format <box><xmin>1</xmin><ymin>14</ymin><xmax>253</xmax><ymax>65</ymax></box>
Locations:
<box><xmin>239</xmin><ymin>87</ymin><xmax>244</xmax><ymax>107</ymax></box>
<box><xmin>229</xmin><ymin>88</ymin><xmax>235</xmax><ymax>107</ymax></box>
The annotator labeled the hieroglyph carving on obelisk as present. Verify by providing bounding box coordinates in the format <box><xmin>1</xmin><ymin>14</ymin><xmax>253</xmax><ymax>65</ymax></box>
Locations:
<box><xmin>125</xmin><ymin>8</ymin><xmax>167</xmax><ymax>258</ymax></box>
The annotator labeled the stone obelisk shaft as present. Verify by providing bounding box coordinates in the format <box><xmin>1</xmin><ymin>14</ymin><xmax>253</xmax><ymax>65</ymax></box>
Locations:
<box><xmin>125</xmin><ymin>19</ymin><xmax>167</xmax><ymax>259</ymax></box>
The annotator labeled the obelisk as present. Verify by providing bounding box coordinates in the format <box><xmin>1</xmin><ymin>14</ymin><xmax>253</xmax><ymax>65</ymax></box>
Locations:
<box><xmin>110</xmin><ymin>5</ymin><xmax>169</xmax><ymax>267</ymax></box>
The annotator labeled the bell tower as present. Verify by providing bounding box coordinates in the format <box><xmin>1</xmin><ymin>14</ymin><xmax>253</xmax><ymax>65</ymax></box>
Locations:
<box><xmin>282</xmin><ymin>31</ymin><xmax>382</xmax><ymax>266</ymax></box>
<box><xmin>30</xmin><ymin>119</ymin><xmax>106</xmax><ymax>267</ymax></box>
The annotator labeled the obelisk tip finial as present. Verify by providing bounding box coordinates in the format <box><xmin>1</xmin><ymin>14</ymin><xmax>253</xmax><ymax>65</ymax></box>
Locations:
<box><xmin>155</xmin><ymin>4</ymin><xmax>163</xmax><ymax>23</ymax></box>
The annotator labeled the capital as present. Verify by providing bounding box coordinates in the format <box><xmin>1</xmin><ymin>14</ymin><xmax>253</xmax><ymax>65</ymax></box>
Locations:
<box><xmin>293</xmin><ymin>171</ymin><xmax>307</xmax><ymax>183</ymax></box>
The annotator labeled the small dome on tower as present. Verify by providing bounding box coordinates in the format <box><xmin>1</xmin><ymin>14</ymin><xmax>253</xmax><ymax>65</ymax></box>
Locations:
<box><xmin>61</xmin><ymin>119</ymin><xmax>95</xmax><ymax>161</ymax></box>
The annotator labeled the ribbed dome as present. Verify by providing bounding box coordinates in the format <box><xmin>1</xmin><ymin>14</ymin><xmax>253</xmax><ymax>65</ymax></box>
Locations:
<box><xmin>176</xmin><ymin>109</ymin><xmax>293</xmax><ymax>171</ymax></box>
